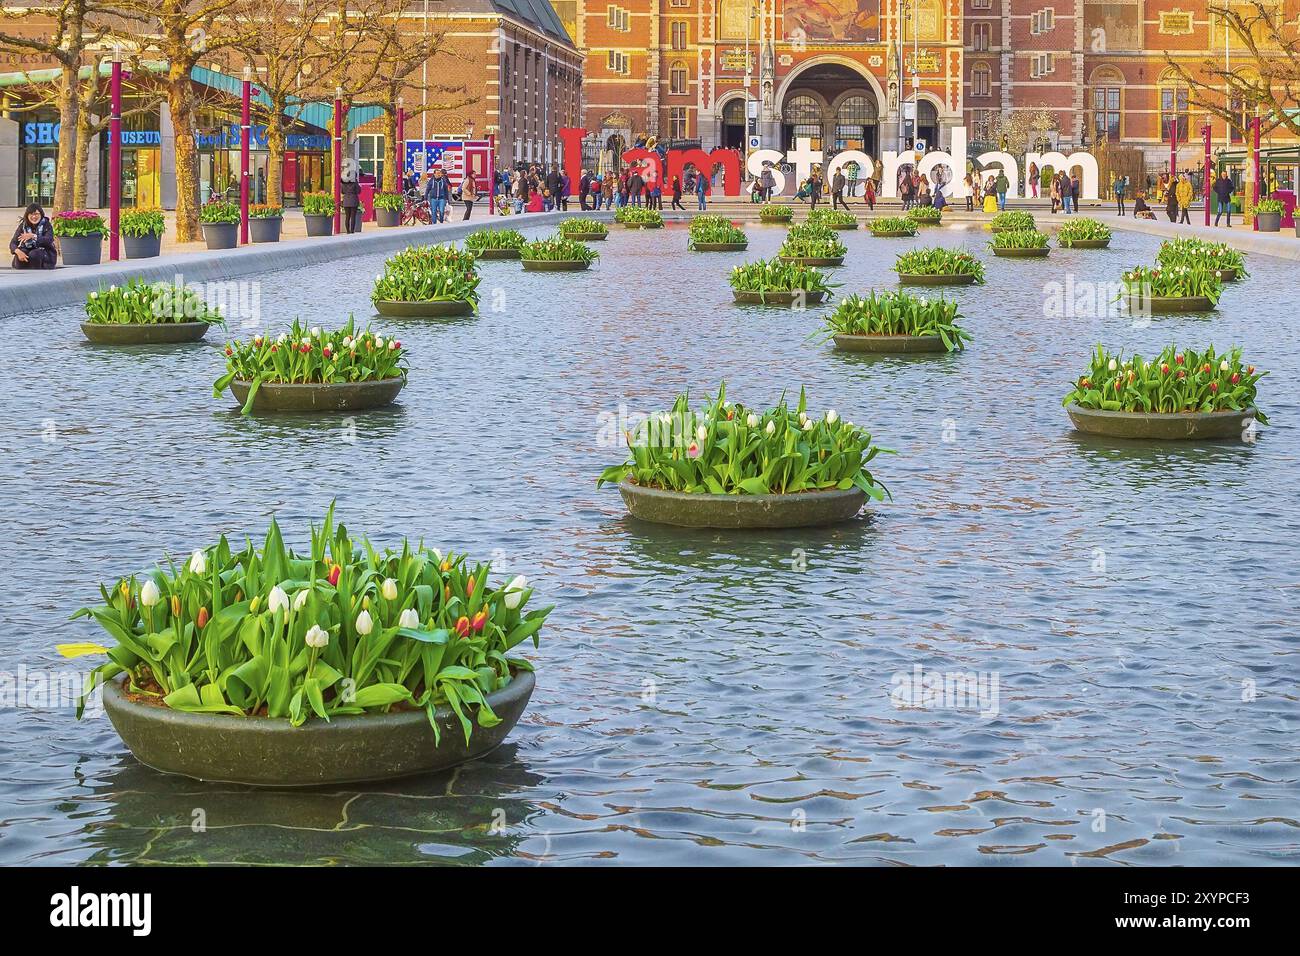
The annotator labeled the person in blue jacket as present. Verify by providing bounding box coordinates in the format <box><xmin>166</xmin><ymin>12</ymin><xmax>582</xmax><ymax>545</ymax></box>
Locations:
<box><xmin>424</xmin><ymin>167</ymin><xmax>451</xmax><ymax>223</ymax></box>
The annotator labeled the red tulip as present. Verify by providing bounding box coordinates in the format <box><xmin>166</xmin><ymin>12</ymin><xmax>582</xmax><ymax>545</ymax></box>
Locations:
<box><xmin>1231</xmin><ymin>373</ymin><xmax>1240</xmax><ymax>384</ymax></box>
<box><xmin>1209</xmin><ymin>381</ymin><xmax>1219</xmax><ymax>392</ymax></box>
<box><xmin>196</xmin><ymin>606</ymin><xmax>210</xmax><ymax>629</ymax></box>
<box><xmin>323</xmin><ymin>347</ymin><xmax>332</xmax><ymax>359</ymax></box>
<box><xmin>1161</xmin><ymin>364</ymin><xmax>1170</xmax><ymax>375</ymax></box>
<box><xmin>1175</xmin><ymin>354</ymin><xmax>1185</xmax><ymax>365</ymax></box>
<box><xmin>327</xmin><ymin>563</ymin><xmax>341</xmax><ymax>586</ymax></box>
<box><xmin>466</xmin><ymin>578</ymin><xmax>475</xmax><ymax>598</ymax></box>
<box><xmin>225</xmin><ymin>346</ymin><xmax>233</xmax><ymax>356</ymax></box>
<box><xmin>472</xmin><ymin>609</ymin><xmax>488</xmax><ymax>632</ymax></box>
<box><xmin>455</xmin><ymin>615</ymin><xmax>471</xmax><ymax>637</ymax></box>
<box><xmin>687</xmin><ymin>442</ymin><xmax>700</xmax><ymax>458</ymax></box>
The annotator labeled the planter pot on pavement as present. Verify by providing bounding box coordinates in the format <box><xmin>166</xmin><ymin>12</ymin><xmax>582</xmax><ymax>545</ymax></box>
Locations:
<box><xmin>59</xmin><ymin>233</ymin><xmax>103</xmax><ymax>265</ymax></box>
<box><xmin>992</xmin><ymin>246</ymin><xmax>1050</xmax><ymax>257</ymax></box>
<box><xmin>374</xmin><ymin>299</ymin><xmax>474</xmax><ymax>318</ymax></box>
<box><xmin>691</xmin><ymin>242</ymin><xmax>748</xmax><ymax>252</ymax></box>
<box><xmin>375</xmin><ymin>207</ymin><xmax>401</xmax><ymax>228</ymax></box>
<box><xmin>778</xmin><ymin>255</ymin><xmax>845</xmax><ymax>266</ymax></box>
<box><xmin>617</xmin><ymin>480</ymin><xmax>866</xmax><ymax>529</ymax></box>
<box><xmin>123</xmin><ymin>234</ymin><xmax>162</xmax><ymax>259</ymax></box>
<box><xmin>897</xmin><ymin>273</ymin><xmax>977</xmax><ymax>286</ymax></box>
<box><xmin>1067</xmin><ymin>405</ymin><xmax>1258</xmax><ymax>441</ymax></box>
<box><xmin>733</xmin><ymin>290</ymin><xmax>828</xmax><ymax>306</ymax></box>
<box><xmin>101</xmin><ymin>670</ymin><xmax>535</xmax><ymax>786</ymax></box>
<box><xmin>228</xmin><ymin>377</ymin><xmax>405</xmax><ymax>413</ymax></box>
<box><xmin>521</xmin><ymin>259</ymin><xmax>592</xmax><ymax>271</ymax></box>
<box><xmin>1256</xmin><ymin>212</ymin><xmax>1281</xmax><ymax>232</ymax></box>
<box><xmin>81</xmin><ymin>322</ymin><xmax>210</xmax><ymax>345</ymax></box>
<box><xmin>832</xmin><ymin>333</ymin><xmax>948</xmax><ymax>354</ymax></box>
<box><xmin>201</xmin><ymin>222</ymin><xmax>238</xmax><ymax>250</ymax></box>
<box><xmin>304</xmin><ymin>213</ymin><xmax>334</xmax><ymax>237</ymax></box>
<box><xmin>249</xmin><ymin>217</ymin><xmax>282</xmax><ymax>243</ymax></box>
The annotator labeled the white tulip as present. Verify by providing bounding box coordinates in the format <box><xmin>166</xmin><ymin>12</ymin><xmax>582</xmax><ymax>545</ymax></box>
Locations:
<box><xmin>746</xmin><ymin>414</ymin><xmax>758</xmax><ymax>427</ymax></box>
<box><xmin>696</xmin><ymin>425</ymin><xmax>708</xmax><ymax>441</ymax></box>
<box><xmin>348</xmin><ymin>339</ymin><xmax>358</xmax><ymax>350</ymax></box>
<box><xmin>765</xmin><ymin>421</ymin><xmax>776</xmax><ymax>435</ymax></box>
<box><xmin>310</xmin><ymin>326</ymin><xmax>321</xmax><ymax>337</ymax></box>
<box><xmin>799</xmin><ymin>411</ymin><xmax>809</xmax><ymax>424</ymax></box>
<box><xmin>381</xmin><ymin>577</ymin><xmax>398</xmax><ymax>601</ymax></box>
<box><xmin>1219</xmin><ymin>360</ymin><xmax>1230</xmax><ymax>371</ymax></box>
<box><xmin>1107</xmin><ymin>359</ymin><xmax>1118</xmax><ymax>371</ymax></box>
<box><xmin>431</xmin><ymin>547</ymin><xmax>443</xmax><ymax>563</ymax></box>
<box><xmin>374</xmin><ymin>336</ymin><xmax>385</xmax><ymax>348</ymax></box>
<box><xmin>389</xmin><ymin>341</ymin><xmax>399</xmax><ymax>350</ymax></box>
<box><xmin>140</xmin><ymin>580</ymin><xmax>161</xmax><ymax>607</ymax></box>
<box><xmin>188</xmin><ymin>549</ymin><xmax>206</xmax><ymax>574</ymax></box>
<box><xmin>304</xmin><ymin>624</ymin><xmax>329</xmax><ymax>648</ymax></box>
<box><xmin>803</xmin><ymin>419</ymin><xmax>814</xmax><ymax>431</ymax></box>
<box><xmin>504</xmin><ymin>575</ymin><xmax>527</xmax><ymax>609</ymax></box>
<box><xmin>355</xmin><ymin>609</ymin><xmax>374</xmax><ymax>635</ymax></box>
<box><xmin>293</xmin><ymin>588</ymin><xmax>310</xmax><ymax>611</ymax></box>
<box><xmin>277</xmin><ymin>333</ymin><xmax>287</xmax><ymax>344</ymax></box>
<box><xmin>268</xmin><ymin>585</ymin><xmax>289</xmax><ymax>614</ymax></box>
<box><xmin>826</xmin><ymin>409</ymin><xmax>838</xmax><ymax>424</ymax></box>
<box><xmin>398</xmin><ymin>607</ymin><xmax>420</xmax><ymax>629</ymax></box>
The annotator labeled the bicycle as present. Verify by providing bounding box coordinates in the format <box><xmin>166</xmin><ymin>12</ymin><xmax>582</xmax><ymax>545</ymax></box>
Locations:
<box><xmin>400</xmin><ymin>189</ymin><xmax>432</xmax><ymax>226</ymax></box>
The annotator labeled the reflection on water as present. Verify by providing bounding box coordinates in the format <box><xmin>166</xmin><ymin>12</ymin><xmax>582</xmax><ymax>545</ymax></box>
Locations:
<box><xmin>1</xmin><ymin>222</ymin><xmax>1296</xmax><ymax>865</ymax></box>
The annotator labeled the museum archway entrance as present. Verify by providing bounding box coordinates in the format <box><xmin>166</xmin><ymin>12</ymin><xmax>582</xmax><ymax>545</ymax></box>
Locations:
<box><xmin>780</xmin><ymin>63</ymin><xmax>881</xmax><ymax>162</ymax></box>
<box><xmin>721</xmin><ymin>98</ymin><xmax>745</xmax><ymax>150</ymax></box>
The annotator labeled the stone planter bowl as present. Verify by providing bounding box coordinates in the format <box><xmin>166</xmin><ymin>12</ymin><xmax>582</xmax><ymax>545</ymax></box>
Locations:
<box><xmin>102</xmin><ymin>671</ymin><xmax>535</xmax><ymax>786</ymax></box>
<box><xmin>471</xmin><ymin>247</ymin><xmax>522</xmax><ymax>259</ymax></box>
<box><xmin>1060</xmin><ymin>238</ymin><xmax>1110</xmax><ymax>249</ymax></box>
<box><xmin>59</xmin><ymin>233</ymin><xmax>103</xmax><ymax>265</ymax></box>
<box><xmin>832</xmin><ymin>333</ymin><xmax>948</xmax><ymax>354</ymax></box>
<box><xmin>732</xmin><ymin>290</ymin><xmax>828</xmax><ymax>306</ymax></box>
<box><xmin>304</xmin><ymin>213</ymin><xmax>334</xmax><ymax>237</ymax></box>
<box><xmin>81</xmin><ymin>321</ymin><xmax>210</xmax><ymax>345</ymax></box>
<box><xmin>621</xmin><ymin>221</ymin><xmax>664</xmax><ymax>229</ymax></box>
<box><xmin>824</xmin><ymin>222</ymin><xmax>858</xmax><ymax>230</ymax></box>
<box><xmin>778</xmin><ymin>255</ymin><xmax>845</xmax><ymax>266</ymax></box>
<box><xmin>201</xmin><ymin>222</ymin><xmax>238</xmax><ymax>250</ymax></box>
<box><xmin>1126</xmin><ymin>294</ymin><xmax>1217</xmax><ymax>314</ymax></box>
<box><xmin>123</xmin><ymin>234</ymin><xmax>162</xmax><ymax>259</ymax></box>
<box><xmin>521</xmin><ymin>259</ymin><xmax>592</xmax><ymax>271</ymax></box>
<box><xmin>249</xmin><ymin>217</ymin><xmax>282</xmax><ymax>243</ymax></box>
<box><xmin>617</xmin><ymin>480</ymin><xmax>866</xmax><ymax>529</ymax></box>
<box><xmin>1215</xmin><ymin>267</ymin><xmax>1240</xmax><ymax>282</ymax></box>
<box><xmin>871</xmin><ymin>229</ymin><xmax>917</xmax><ymax>239</ymax></box>
<box><xmin>691</xmin><ymin>241</ymin><xmax>748</xmax><ymax>252</ymax></box>
<box><xmin>228</xmin><ymin>377</ymin><xmax>405</xmax><ymax>413</ymax></box>
<box><xmin>374</xmin><ymin>299</ymin><xmax>474</xmax><ymax>318</ymax></box>
<box><xmin>992</xmin><ymin>246</ymin><xmax>1050</xmax><ymax>257</ymax></box>
<box><xmin>897</xmin><ymin>273</ymin><xmax>978</xmax><ymax>286</ymax></box>
<box><xmin>1067</xmin><ymin>405</ymin><xmax>1258</xmax><ymax>441</ymax></box>
<box><xmin>560</xmin><ymin>231</ymin><xmax>607</xmax><ymax>240</ymax></box>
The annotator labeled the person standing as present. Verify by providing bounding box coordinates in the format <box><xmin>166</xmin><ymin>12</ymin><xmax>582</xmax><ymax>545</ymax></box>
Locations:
<box><xmin>1028</xmin><ymin>162</ymin><xmax>1039</xmax><ymax>198</ymax></box>
<box><xmin>964</xmin><ymin>172</ymin><xmax>975</xmax><ymax>212</ymax></box>
<box><xmin>559</xmin><ymin>171</ymin><xmax>571</xmax><ymax>211</ymax></box>
<box><xmin>760</xmin><ymin>164</ymin><xmax>776</xmax><ymax>202</ymax></box>
<box><xmin>1069</xmin><ymin>172</ymin><xmax>1081</xmax><ymax>215</ymax></box>
<box><xmin>1176</xmin><ymin>174</ymin><xmax>1193</xmax><ymax>224</ymax></box>
<box><xmin>695</xmin><ymin>171</ymin><xmax>708</xmax><ymax>210</ymax></box>
<box><xmin>831</xmin><ymin>168</ymin><xmax>848</xmax><ymax>211</ymax></box>
<box><xmin>578</xmin><ymin>169</ymin><xmax>591</xmax><ymax>211</ymax></box>
<box><xmin>628</xmin><ymin>166</ymin><xmax>644</xmax><ymax>206</ymax></box>
<box><xmin>809</xmin><ymin>170</ymin><xmax>824</xmax><ymax>210</ymax></box>
<box><xmin>1115</xmin><ymin>174</ymin><xmax>1127</xmax><ymax>216</ymax></box>
<box><xmin>9</xmin><ymin>204</ymin><xmax>56</xmax><ymax>269</ymax></box>
<box><xmin>995</xmin><ymin>170</ymin><xmax>1009</xmax><ymax>211</ymax></box>
<box><xmin>670</xmin><ymin>175</ymin><xmax>685</xmax><ymax>211</ymax></box>
<box><xmin>424</xmin><ymin>167</ymin><xmax>450</xmax><ymax>223</ymax></box>
<box><xmin>340</xmin><ymin>167</ymin><xmax>361</xmax><ymax>233</ymax></box>
<box><xmin>461</xmin><ymin>170</ymin><xmax>478</xmax><ymax>220</ymax></box>
<box><xmin>864</xmin><ymin>175</ymin><xmax>877</xmax><ymax>211</ymax></box>
<box><xmin>1213</xmin><ymin>172</ymin><xmax>1235</xmax><ymax>226</ymax></box>
<box><xmin>1165</xmin><ymin>184</ymin><xmax>1179</xmax><ymax>222</ymax></box>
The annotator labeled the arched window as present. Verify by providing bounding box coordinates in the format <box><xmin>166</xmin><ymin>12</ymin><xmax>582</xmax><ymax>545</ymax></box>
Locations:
<box><xmin>670</xmin><ymin>60</ymin><xmax>688</xmax><ymax>95</ymax></box>
<box><xmin>834</xmin><ymin>95</ymin><xmax>876</xmax><ymax>151</ymax></box>
<box><xmin>1158</xmin><ymin>69</ymin><xmax>1188</xmax><ymax>142</ymax></box>
<box><xmin>722</xmin><ymin>97</ymin><xmax>746</xmax><ymax>126</ymax></box>
<box><xmin>784</xmin><ymin>94</ymin><xmax>823</xmax><ymax>150</ymax></box>
<box><xmin>972</xmin><ymin>62</ymin><xmax>991</xmax><ymax>98</ymax></box>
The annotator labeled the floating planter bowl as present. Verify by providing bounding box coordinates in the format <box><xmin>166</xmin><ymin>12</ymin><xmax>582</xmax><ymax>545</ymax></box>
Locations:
<box><xmin>871</xmin><ymin>229</ymin><xmax>916</xmax><ymax>238</ymax></box>
<box><xmin>374</xmin><ymin>299</ymin><xmax>474</xmax><ymax>318</ymax></box>
<box><xmin>1126</xmin><ymin>295</ymin><xmax>1216</xmax><ymax>314</ymax></box>
<box><xmin>622</xmin><ymin>222</ymin><xmax>663</xmax><ymax>229</ymax></box>
<box><xmin>228</xmin><ymin>377</ymin><xmax>405</xmax><ymax>413</ymax></box>
<box><xmin>692</xmin><ymin>242</ymin><xmax>748</xmax><ymax>252</ymax></box>
<box><xmin>562</xmin><ymin>231</ymin><xmax>608</xmax><ymax>240</ymax></box>
<box><xmin>1060</xmin><ymin>238</ymin><xmax>1109</xmax><ymax>249</ymax></box>
<box><xmin>375</xmin><ymin>208</ymin><xmax>401</xmax><ymax>228</ymax></box>
<box><xmin>521</xmin><ymin>259</ymin><xmax>592</xmax><ymax>271</ymax></box>
<box><xmin>897</xmin><ymin>273</ymin><xmax>977</xmax><ymax>286</ymax></box>
<box><xmin>992</xmin><ymin>247</ymin><xmax>1050</xmax><ymax>257</ymax></box>
<box><xmin>102</xmin><ymin>671</ymin><xmax>535</xmax><ymax>786</ymax></box>
<box><xmin>832</xmin><ymin>333</ymin><xmax>946</xmax><ymax>354</ymax></box>
<box><xmin>472</xmin><ymin>247</ymin><xmax>522</xmax><ymax>259</ymax></box>
<box><xmin>825</xmin><ymin>222</ymin><xmax>858</xmax><ymax>230</ymax></box>
<box><xmin>1216</xmin><ymin>267</ymin><xmax>1240</xmax><ymax>282</ymax></box>
<box><xmin>733</xmin><ymin>290</ymin><xmax>828</xmax><ymax>306</ymax></box>
<box><xmin>81</xmin><ymin>322</ymin><xmax>209</xmax><ymax>345</ymax></box>
<box><xmin>618</xmin><ymin>481</ymin><xmax>865</xmax><ymax>529</ymax></box>
<box><xmin>1067</xmin><ymin>406</ymin><xmax>1257</xmax><ymax>441</ymax></box>
<box><xmin>778</xmin><ymin>255</ymin><xmax>845</xmax><ymax>267</ymax></box>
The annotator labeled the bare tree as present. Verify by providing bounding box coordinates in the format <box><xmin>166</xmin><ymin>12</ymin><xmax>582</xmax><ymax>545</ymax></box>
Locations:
<box><xmin>1165</xmin><ymin>2</ymin><xmax>1300</xmax><ymax>139</ymax></box>
<box><xmin>68</xmin><ymin>51</ymin><xmax>166</xmax><ymax>207</ymax></box>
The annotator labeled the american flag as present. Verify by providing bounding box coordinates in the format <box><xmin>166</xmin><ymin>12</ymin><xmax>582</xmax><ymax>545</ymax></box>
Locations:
<box><xmin>405</xmin><ymin>141</ymin><xmax>464</xmax><ymax>186</ymax></box>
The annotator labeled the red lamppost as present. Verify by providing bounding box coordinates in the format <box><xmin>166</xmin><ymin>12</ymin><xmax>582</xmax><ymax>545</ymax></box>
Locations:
<box><xmin>1169</xmin><ymin>117</ymin><xmax>1178</xmax><ymax>177</ymax></box>
<box><xmin>396</xmin><ymin>96</ymin><xmax>405</xmax><ymax>194</ymax></box>
<box><xmin>487</xmin><ymin>126</ymin><xmax>496</xmax><ymax>216</ymax></box>
<box><xmin>108</xmin><ymin>47</ymin><xmax>122</xmax><ymax>261</ymax></box>
<box><xmin>1203</xmin><ymin>123</ymin><xmax>1212</xmax><ymax>226</ymax></box>
<box><xmin>1252</xmin><ymin>114</ymin><xmax>1262</xmax><ymax>231</ymax></box>
<box><xmin>240</xmin><ymin>66</ymin><xmax>251</xmax><ymax>245</ymax></box>
<box><xmin>333</xmin><ymin>86</ymin><xmax>343</xmax><ymax>235</ymax></box>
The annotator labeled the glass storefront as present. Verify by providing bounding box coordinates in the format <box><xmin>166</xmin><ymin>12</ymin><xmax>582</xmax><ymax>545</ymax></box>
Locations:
<box><xmin>195</xmin><ymin>110</ymin><xmax>331</xmax><ymax>206</ymax></box>
<box><xmin>98</xmin><ymin>106</ymin><xmax>162</xmax><ymax>208</ymax></box>
<box><xmin>18</xmin><ymin>109</ymin><xmax>60</xmax><ymax>207</ymax></box>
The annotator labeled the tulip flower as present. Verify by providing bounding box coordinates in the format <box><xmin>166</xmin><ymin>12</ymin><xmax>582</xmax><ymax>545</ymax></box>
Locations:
<box><xmin>687</xmin><ymin>442</ymin><xmax>700</xmax><ymax>458</ymax></box>
<box><xmin>455</xmin><ymin>615</ymin><xmax>471</xmax><ymax>637</ymax></box>
<box><xmin>140</xmin><ymin>580</ymin><xmax>161</xmax><ymax>608</ymax></box>
<box><xmin>170</xmin><ymin>594</ymin><xmax>181</xmax><ymax>617</ymax></box>
<box><xmin>472</xmin><ymin>609</ymin><xmax>488</xmax><ymax>633</ymax></box>
<box><xmin>355</xmin><ymin>609</ymin><xmax>374</xmax><ymax>635</ymax></box>
<box><xmin>196</xmin><ymin>606</ymin><xmax>210</xmax><ymax>629</ymax></box>
<box><xmin>304</xmin><ymin>625</ymin><xmax>329</xmax><ymax>649</ymax></box>
<box><xmin>504</xmin><ymin>575</ymin><xmax>527</xmax><ymax>609</ymax></box>
<box><xmin>1220</xmin><ymin>360</ymin><xmax>1230</xmax><ymax>372</ymax></box>
<box><xmin>293</xmin><ymin>588</ymin><xmax>310</xmax><ymax>611</ymax></box>
<box><xmin>268</xmin><ymin>585</ymin><xmax>289</xmax><ymax>614</ymax></box>
<box><xmin>1107</xmin><ymin>359</ymin><xmax>1117</xmax><ymax>371</ymax></box>
<box><xmin>826</xmin><ymin>409</ymin><xmax>838</xmax><ymax>424</ymax></box>
<box><xmin>747</xmin><ymin>414</ymin><xmax>758</xmax><ymax>427</ymax></box>
<box><xmin>1231</xmin><ymin>373</ymin><xmax>1240</xmax><ymax>384</ymax></box>
<box><xmin>327</xmin><ymin>563</ymin><xmax>341</xmax><ymax>586</ymax></box>
<box><xmin>803</xmin><ymin>420</ymin><xmax>814</xmax><ymax>431</ymax></box>
<box><xmin>188</xmin><ymin>549</ymin><xmax>206</xmax><ymax>574</ymax></box>
<box><xmin>398</xmin><ymin>607</ymin><xmax>420</xmax><ymax>629</ymax></box>
<box><xmin>444</xmin><ymin>584</ymin><xmax>452</xmax><ymax>603</ymax></box>
<box><xmin>696</xmin><ymin>425</ymin><xmax>707</xmax><ymax>441</ymax></box>
<box><xmin>381</xmin><ymin>578</ymin><xmax>398</xmax><ymax>601</ymax></box>
<box><xmin>250</xmin><ymin>595</ymin><xmax>260</xmax><ymax>613</ymax></box>
<box><xmin>765</xmin><ymin>421</ymin><xmax>776</xmax><ymax>435</ymax></box>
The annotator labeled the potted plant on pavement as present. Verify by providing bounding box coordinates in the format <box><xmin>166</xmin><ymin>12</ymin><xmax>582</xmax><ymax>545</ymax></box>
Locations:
<box><xmin>53</xmin><ymin>210</ymin><xmax>105</xmax><ymax>265</ymax></box>
<box><xmin>597</xmin><ymin>384</ymin><xmax>889</xmax><ymax>528</ymax></box>
<box><xmin>373</xmin><ymin>192</ymin><xmax>403</xmax><ymax>227</ymax></box>
<box><xmin>1063</xmin><ymin>344</ymin><xmax>1266</xmax><ymax>440</ymax></box>
<box><xmin>303</xmin><ymin>191</ymin><xmax>335</xmax><ymax>237</ymax></box>
<box><xmin>121</xmin><ymin>208</ymin><xmax>165</xmax><ymax>259</ymax></box>
<box><xmin>81</xmin><ymin>277</ymin><xmax>225</xmax><ymax>344</ymax></box>
<box><xmin>199</xmin><ymin>200</ymin><xmax>240</xmax><ymax>250</ymax></box>
<box><xmin>818</xmin><ymin>290</ymin><xmax>971</xmax><ymax>354</ymax></box>
<box><xmin>213</xmin><ymin>318</ymin><xmax>409</xmax><ymax>415</ymax></box>
<box><xmin>249</xmin><ymin>204</ymin><xmax>283</xmax><ymax>243</ymax></box>
<box><xmin>1254</xmin><ymin>198</ymin><xmax>1284</xmax><ymax>232</ymax></box>
<box><xmin>64</xmin><ymin>504</ymin><xmax>552</xmax><ymax>785</ymax></box>
<box><xmin>371</xmin><ymin>244</ymin><xmax>480</xmax><ymax>317</ymax></box>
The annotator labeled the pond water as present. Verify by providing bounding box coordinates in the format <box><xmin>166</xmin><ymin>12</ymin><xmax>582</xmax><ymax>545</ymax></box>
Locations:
<box><xmin>1</xmin><ymin>220</ymin><xmax>1296</xmax><ymax>866</ymax></box>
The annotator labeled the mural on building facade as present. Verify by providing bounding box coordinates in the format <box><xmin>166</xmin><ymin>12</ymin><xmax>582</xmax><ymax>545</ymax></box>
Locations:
<box><xmin>1084</xmin><ymin>1</ymin><xmax>1142</xmax><ymax>53</ymax></box>
<box><xmin>783</xmin><ymin>0</ymin><xmax>881</xmax><ymax>43</ymax></box>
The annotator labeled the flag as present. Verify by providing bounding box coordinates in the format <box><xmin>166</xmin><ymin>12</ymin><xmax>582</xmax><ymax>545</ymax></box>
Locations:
<box><xmin>405</xmin><ymin>141</ymin><xmax>465</xmax><ymax>186</ymax></box>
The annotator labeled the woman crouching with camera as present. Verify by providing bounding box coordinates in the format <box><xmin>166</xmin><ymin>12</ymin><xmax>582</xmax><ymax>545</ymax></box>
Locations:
<box><xmin>10</xmin><ymin>204</ymin><xmax>57</xmax><ymax>269</ymax></box>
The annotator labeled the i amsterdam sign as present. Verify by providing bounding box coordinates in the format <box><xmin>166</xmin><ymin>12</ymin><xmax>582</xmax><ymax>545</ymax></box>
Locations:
<box><xmin>558</xmin><ymin>126</ymin><xmax>1101</xmax><ymax>200</ymax></box>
